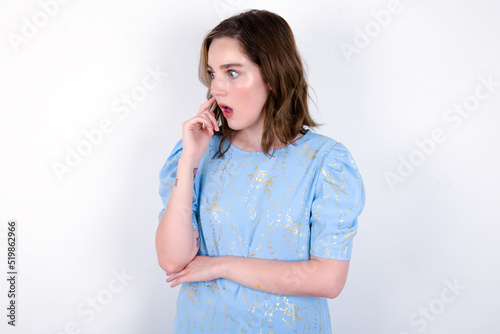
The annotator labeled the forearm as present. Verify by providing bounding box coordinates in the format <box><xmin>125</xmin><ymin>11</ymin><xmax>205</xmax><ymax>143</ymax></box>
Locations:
<box><xmin>218</xmin><ymin>256</ymin><xmax>344</xmax><ymax>299</ymax></box>
<box><xmin>155</xmin><ymin>155</ymin><xmax>199</xmax><ymax>272</ymax></box>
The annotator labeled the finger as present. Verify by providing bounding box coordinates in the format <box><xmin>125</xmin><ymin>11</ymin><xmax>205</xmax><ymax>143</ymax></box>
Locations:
<box><xmin>197</xmin><ymin>114</ymin><xmax>215</xmax><ymax>134</ymax></box>
<box><xmin>198</xmin><ymin>96</ymin><xmax>217</xmax><ymax>115</ymax></box>
<box><xmin>200</xmin><ymin>110</ymin><xmax>220</xmax><ymax>131</ymax></box>
<box><xmin>171</xmin><ymin>271</ymin><xmax>193</xmax><ymax>287</ymax></box>
<box><xmin>170</xmin><ymin>276</ymin><xmax>185</xmax><ymax>288</ymax></box>
<box><xmin>173</xmin><ymin>269</ymin><xmax>189</xmax><ymax>279</ymax></box>
<box><xmin>186</xmin><ymin>115</ymin><xmax>213</xmax><ymax>134</ymax></box>
<box><xmin>205</xmin><ymin>109</ymin><xmax>220</xmax><ymax>131</ymax></box>
<box><xmin>166</xmin><ymin>270</ymin><xmax>187</xmax><ymax>284</ymax></box>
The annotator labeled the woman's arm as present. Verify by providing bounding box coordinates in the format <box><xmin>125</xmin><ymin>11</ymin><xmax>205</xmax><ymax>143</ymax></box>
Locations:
<box><xmin>166</xmin><ymin>255</ymin><xmax>350</xmax><ymax>299</ymax></box>
<box><xmin>155</xmin><ymin>156</ymin><xmax>201</xmax><ymax>273</ymax></box>
<box><xmin>155</xmin><ymin>97</ymin><xmax>218</xmax><ymax>273</ymax></box>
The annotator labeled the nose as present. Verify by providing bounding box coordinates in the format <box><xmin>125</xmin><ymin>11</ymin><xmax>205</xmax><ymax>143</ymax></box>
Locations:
<box><xmin>210</xmin><ymin>76</ymin><xmax>226</xmax><ymax>97</ymax></box>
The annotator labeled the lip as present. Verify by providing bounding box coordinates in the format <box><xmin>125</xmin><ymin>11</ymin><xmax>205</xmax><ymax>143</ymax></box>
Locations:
<box><xmin>218</xmin><ymin>102</ymin><xmax>230</xmax><ymax>109</ymax></box>
<box><xmin>222</xmin><ymin>108</ymin><xmax>233</xmax><ymax>118</ymax></box>
<box><xmin>218</xmin><ymin>102</ymin><xmax>233</xmax><ymax>117</ymax></box>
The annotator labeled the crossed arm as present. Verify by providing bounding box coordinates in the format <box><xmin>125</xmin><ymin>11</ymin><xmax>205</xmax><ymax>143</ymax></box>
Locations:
<box><xmin>157</xmin><ymin>155</ymin><xmax>350</xmax><ymax>299</ymax></box>
<box><xmin>165</xmin><ymin>252</ymin><xmax>350</xmax><ymax>299</ymax></box>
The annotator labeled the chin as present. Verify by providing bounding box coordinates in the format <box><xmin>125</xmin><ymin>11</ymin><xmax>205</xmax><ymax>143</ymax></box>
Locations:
<box><xmin>225</xmin><ymin>120</ymin><xmax>241</xmax><ymax>131</ymax></box>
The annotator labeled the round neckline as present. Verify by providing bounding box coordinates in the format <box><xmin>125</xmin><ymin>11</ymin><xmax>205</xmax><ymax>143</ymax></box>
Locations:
<box><xmin>229</xmin><ymin>130</ymin><xmax>311</xmax><ymax>154</ymax></box>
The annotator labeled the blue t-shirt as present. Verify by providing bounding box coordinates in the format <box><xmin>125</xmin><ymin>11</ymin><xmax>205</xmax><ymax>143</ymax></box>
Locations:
<box><xmin>158</xmin><ymin>130</ymin><xmax>366</xmax><ymax>333</ymax></box>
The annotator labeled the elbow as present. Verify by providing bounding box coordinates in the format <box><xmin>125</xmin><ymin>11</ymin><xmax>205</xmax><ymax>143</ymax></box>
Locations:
<box><xmin>155</xmin><ymin>233</ymin><xmax>193</xmax><ymax>274</ymax></box>
<box><xmin>324</xmin><ymin>281</ymin><xmax>345</xmax><ymax>299</ymax></box>
<box><xmin>309</xmin><ymin>256</ymin><xmax>349</xmax><ymax>299</ymax></box>
<box><xmin>157</xmin><ymin>256</ymin><xmax>186</xmax><ymax>274</ymax></box>
<box><xmin>156</xmin><ymin>246</ymin><xmax>197</xmax><ymax>273</ymax></box>
<box><xmin>325</xmin><ymin>286</ymin><xmax>342</xmax><ymax>299</ymax></box>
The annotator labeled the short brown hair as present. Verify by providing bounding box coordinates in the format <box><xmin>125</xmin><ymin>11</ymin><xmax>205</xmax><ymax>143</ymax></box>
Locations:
<box><xmin>199</xmin><ymin>9</ymin><xmax>319</xmax><ymax>157</ymax></box>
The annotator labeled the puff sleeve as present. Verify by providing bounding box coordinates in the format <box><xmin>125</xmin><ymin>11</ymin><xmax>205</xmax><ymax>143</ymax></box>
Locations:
<box><xmin>157</xmin><ymin>139</ymin><xmax>200</xmax><ymax>231</ymax></box>
<box><xmin>309</xmin><ymin>142</ymin><xmax>366</xmax><ymax>261</ymax></box>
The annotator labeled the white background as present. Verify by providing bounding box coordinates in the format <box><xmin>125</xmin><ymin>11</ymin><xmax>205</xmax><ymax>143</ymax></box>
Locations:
<box><xmin>1</xmin><ymin>0</ymin><xmax>499</xmax><ymax>333</ymax></box>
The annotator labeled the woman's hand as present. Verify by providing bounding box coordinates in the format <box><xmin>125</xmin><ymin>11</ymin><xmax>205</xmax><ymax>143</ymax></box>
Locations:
<box><xmin>165</xmin><ymin>255</ymin><xmax>223</xmax><ymax>288</ymax></box>
<box><xmin>180</xmin><ymin>96</ymin><xmax>219</xmax><ymax>161</ymax></box>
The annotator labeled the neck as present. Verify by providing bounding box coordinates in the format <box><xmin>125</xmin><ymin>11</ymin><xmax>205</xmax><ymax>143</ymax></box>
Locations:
<box><xmin>231</xmin><ymin>128</ymin><xmax>263</xmax><ymax>152</ymax></box>
<box><xmin>231</xmin><ymin>129</ymin><xmax>306</xmax><ymax>152</ymax></box>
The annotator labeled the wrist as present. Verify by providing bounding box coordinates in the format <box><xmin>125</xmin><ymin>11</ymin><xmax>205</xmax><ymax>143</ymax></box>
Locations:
<box><xmin>178</xmin><ymin>154</ymin><xmax>201</xmax><ymax>169</ymax></box>
<box><xmin>214</xmin><ymin>256</ymin><xmax>231</xmax><ymax>279</ymax></box>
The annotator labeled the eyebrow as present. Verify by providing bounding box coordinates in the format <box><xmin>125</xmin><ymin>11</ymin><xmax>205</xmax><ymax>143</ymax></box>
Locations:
<box><xmin>207</xmin><ymin>63</ymin><xmax>244</xmax><ymax>70</ymax></box>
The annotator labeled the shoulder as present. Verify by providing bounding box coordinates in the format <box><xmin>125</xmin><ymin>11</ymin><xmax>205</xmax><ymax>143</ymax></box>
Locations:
<box><xmin>309</xmin><ymin>132</ymin><xmax>366</xmax><ymax>208</ymax></box>
<box><xmin>304</xmin><ymin>131</ymin><xmax>363</xmax><ymax>183</ymax></box>
<box><xmin>304</xmin><ymin>131</ymin><xmax>355</xmax><ymax>166</ymax></box>
<box><xmin>303</xmin><ymin>131</ymin><xmax>339</xmax><ymax>152</ymax></box>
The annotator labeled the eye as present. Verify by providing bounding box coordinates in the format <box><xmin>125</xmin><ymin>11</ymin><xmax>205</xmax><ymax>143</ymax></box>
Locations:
<box><xmin>207</xmin><ymin>70</ymin><xmax>215</xmax><ymax>79</ymax></box>
<box><xmin>228</xmin><ymin>70</ymin><xmax>239</xmax><ymax>79</ymax></box>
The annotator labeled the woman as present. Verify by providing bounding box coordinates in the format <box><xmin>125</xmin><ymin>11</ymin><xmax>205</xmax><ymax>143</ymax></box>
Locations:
<box><xmin>156</xmin><ymin>9</ymin><xmax>366</xmax><ymax>333</ymax></box>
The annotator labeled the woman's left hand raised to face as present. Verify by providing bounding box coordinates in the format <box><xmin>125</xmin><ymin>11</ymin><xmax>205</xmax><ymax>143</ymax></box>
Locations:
<box><xmin>165</xmin><ymin>255</ymin><xmax>222</xmax><ymax>288</ymax></box>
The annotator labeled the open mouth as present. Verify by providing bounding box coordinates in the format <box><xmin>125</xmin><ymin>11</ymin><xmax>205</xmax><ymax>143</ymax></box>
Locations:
<box><xmin>218</xmin><ymin>103</ymin><xmax>234</xmax><ymax>115</ymax></box>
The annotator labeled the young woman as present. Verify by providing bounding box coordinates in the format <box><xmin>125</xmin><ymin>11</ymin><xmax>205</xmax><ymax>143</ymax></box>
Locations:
<box><xmin>156</xmin><ymin>9</ymin><xmax>366</xmax><ymax>333</ymax></box>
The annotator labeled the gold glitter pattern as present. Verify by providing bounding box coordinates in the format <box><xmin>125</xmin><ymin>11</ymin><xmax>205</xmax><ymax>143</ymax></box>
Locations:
<box><xmin>158</xmin><ymin>131</ymin><xmax>366</xmax><ymax>333</ymax></box>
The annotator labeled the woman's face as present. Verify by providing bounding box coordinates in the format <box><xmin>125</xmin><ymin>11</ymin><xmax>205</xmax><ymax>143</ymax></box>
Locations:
<box><xmin>207</xmin><ymin>37</ymin><xmax>270</xmax><ymax>137</ymax></box>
